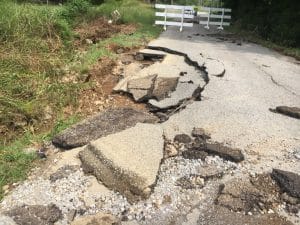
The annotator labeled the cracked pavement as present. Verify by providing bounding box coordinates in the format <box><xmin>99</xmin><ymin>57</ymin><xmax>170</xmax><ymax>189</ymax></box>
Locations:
<box><xmin>1</xmin><ymin>25</ymin><xmax>299</xmax><ymax>225</ymax></box>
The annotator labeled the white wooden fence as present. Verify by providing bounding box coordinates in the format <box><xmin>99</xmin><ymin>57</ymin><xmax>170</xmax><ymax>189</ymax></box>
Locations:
<box><xmin>155</xmin><ymin>4</ymin><xmax>194</xmax><ymax>32</ymax></box>
<box><xmin>198</xmin><ymin>7</ymin><xmax>231</xmax><ymax>30</ymax></box>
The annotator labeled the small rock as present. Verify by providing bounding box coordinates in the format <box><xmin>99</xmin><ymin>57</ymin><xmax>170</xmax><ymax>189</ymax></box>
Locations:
<box><xmin>174</xmin><ymin>134</ymin><xmax>192</xmax><ymax>144</ymax></box>
<box><xmin>85</xmin><ymin>39</ymin><xmax>93</xmax><ymax>45</ymax></box>
<box><xmin>162</xmin><ymin>195</ymin><xmax>172</xmax><ymax>204</ymax></box>
<box><xmin>176</xmin><ymin>175</ymin><xmax>205</xmax><ymax>189</ymax></box>
<box><xmin>164</xmin><ymin>143</ymin><xmax>178</xmax><ymax>158</ymax></box>
<box><xmin>179</xmin><ymin>71</ymin><xmax>187</xmax><ymax>76</ymax></box>
<box><xmin>268</xmin><ymin>209</ymin><xmax>274</xmax><ymax>214</ymax></box>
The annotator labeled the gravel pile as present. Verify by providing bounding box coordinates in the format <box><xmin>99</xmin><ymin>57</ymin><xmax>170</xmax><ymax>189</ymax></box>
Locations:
<box><xmin>0</xmin><ymin>155</ymin><xmax>238</xmax><ymax>224</ymax></box>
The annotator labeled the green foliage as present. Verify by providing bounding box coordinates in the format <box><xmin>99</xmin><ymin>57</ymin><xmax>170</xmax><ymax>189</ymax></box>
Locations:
<box><xmin>96</xmin><ymin>0</ymin><xmax>156</xmax><ymax>25</ymax></box>
<box><xmin>223</xmin><ymin>0</ymin><xmax>300</xmax><ymax>48</ymax></box>
<box><xmin>0</xmin><ymin>0</ymin><xmax>161</xmax><ymax>200</ymax></box>
<box><xmin>61</xmin><ymin>0</ymin><xmax>91</xmax><ymax>23</ymax></box>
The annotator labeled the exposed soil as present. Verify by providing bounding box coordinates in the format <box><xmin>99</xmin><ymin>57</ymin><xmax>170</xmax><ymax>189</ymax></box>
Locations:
<box><xmin>74</xmin><ymin>18</ymin><xmax>136</xmax><ymax>47</ymax></box>
<box><xmin>76</xmin><ymin>55</ymin><xmax>147</xmax><ymax>116</ymax></box>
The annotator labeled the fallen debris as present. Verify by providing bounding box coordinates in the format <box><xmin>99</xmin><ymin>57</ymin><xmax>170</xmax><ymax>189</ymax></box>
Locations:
<box><xmin>52</xmin><ymin>108</ymin><xmax>158</xmax><ymax>149</ymax></box>
<box><xmin>79</xmin><ymin>123</ymin><xmax>164</xmax><ymax>202</ymax></box>
<box><xmin>270</xmin><ymin>106</ymin><xmax>300</xmax><ymax>119</ymax></box>
<box><xmin>216</xmin><ymin>175</ymin><xmax>280</xmax><ymax>214</ymax></box>
<box><xmin>205</xmin><ymin>143</ymin><xmax>244</xmax><ymax>162</ymax></box>
<box><xmin>271</xmin><ymin>169</ymin><xmax>300</xmax><ymax>198</ymax></box>
<box><xmin>5</xmin><ymin>204</ymin><xmax>62</xmax><ymax>225</ymax></box>
<box><xmin>127</xmin><ymin>74</ymin><xmax>157</xmax><ymax>101</ymax></box>
<box><xmin>197</xmin><ymin>164</ymin><xmax>224</xmax><ymax>180</ymax></box>
<box><xmin>199</xmin><ymin>205</ymin><xmax>294</xmax><ymax>225</ymax></box>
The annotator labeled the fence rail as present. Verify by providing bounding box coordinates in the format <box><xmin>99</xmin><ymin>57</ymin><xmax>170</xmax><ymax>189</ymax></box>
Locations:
<box><xmin>198</xmin><ymin>7</ymin><xmax>232</xmax><ymax>30</ymax></box>
<box><xmin>155</xmin><ymin>4</ymin><xmax>194</xmax><ymax>32</ymax></box>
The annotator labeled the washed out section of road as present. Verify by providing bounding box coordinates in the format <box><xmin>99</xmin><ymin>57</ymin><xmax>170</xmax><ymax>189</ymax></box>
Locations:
<box><xmin>1</xmin><ymin>25</ymin><xmax>300</xmax><ymax>225</ymax></box>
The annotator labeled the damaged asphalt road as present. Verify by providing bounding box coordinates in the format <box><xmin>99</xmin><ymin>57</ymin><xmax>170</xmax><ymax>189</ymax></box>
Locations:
<box><xmin>1</xmin><ymin>25</ymin><xmax>300</xmax><ymax>225</ymax></box>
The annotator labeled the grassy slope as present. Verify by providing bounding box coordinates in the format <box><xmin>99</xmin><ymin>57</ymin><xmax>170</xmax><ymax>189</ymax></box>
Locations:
<box><xmin>0</xmin><ymin>0</ymin><xmax>160</xmax><ymax>199</ymax></box>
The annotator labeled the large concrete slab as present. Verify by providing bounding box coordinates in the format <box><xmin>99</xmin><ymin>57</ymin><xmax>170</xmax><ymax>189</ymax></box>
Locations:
<box><xmin>79</xmin><ymin>123</ymin><xmax>164</xmax><ymax>202</ymax></box>
<box><xmin>114</xmin><ymin>53</ymin><xmax>206</xmax><ymax>107</ymax></box>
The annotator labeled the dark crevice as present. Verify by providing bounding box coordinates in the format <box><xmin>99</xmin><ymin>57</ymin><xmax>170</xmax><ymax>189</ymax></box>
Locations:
<box><xmin>143</xmin><ymin>46</ymin><xmax>210</xmax><ymax>122</ymax></box>
<box><xmin>147</xmin><ymin>46</ymin><xmax>209</xmax><ymax>84</ymax></box>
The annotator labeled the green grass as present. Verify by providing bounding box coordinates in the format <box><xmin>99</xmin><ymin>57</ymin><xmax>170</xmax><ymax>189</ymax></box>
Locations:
<box><xmin>76</xmin><ymin>25</ymin><xmax>161</xmax><ymax>73</ymax></box>
<box><xmin>0</xmin><ymin>114</ymin><xmax>80</xmax><ymax>199</ymax></box>
<box><xmin>227</xmin><ymin>26</ymin><xmax>300</xmax><ymax>60</ymax></box>
<box><xmin>0</xmin><ymin>0</ymin><xmax>161</xmax><ymax>200</ymax></box>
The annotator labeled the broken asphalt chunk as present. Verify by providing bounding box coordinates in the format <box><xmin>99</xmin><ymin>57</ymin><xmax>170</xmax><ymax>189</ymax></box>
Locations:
<box><xmin>52</xmin><ymin>108</ymin><xmax>158</xmax><ymax>149</ymax></box>
<box><xmin>271</xmin><ymin>169</ymin><xmax>300</xmax><ymax>198</ymax></box>
<box><xmin>5</xmin><ymin>204</ymin><xmax>62</xmax><ymax>225</ymax></box>
<box><xmin>205</xmin><ymin>143</ymin><xmax>244</xmax><ymax>162</ymax></box>
<box><xmin>271</xmin><ymin>106</ymin><xmax>300</xmax><ymax>119</ymax></box>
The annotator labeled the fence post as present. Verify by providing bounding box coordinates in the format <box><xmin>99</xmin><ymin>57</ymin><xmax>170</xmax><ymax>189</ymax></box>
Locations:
<box><xmin>164</xmin><ymin>8</ymin><xmax>167</xmax><ymax>30</ymax></box>
<box><xmin>180</xmin><ymin>7</ymin><xmax>184</xmax><ymax>32</ymax></box>
<box><xmin>218</xmin><ymin>8</ymin><xmax>224</xmax><ymax>30</ymax></box>
<box><xmin>205</xmin><ymin>8</ymin><xmax>210</xmax><ymax>29</ymax></box>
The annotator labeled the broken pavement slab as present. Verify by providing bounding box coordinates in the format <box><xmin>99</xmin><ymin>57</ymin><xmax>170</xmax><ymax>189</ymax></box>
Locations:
<box><xmin>148</xmin><ymin>82</ymin><xmax>199</xmax><ymax>110</ymax></box>
<box><xmin>137</xmin><ymin>49</ymin><xmax>167</xmax><ymax>60</ymax></box>
<box><xmin>114</xmin><ymin>51</ymin><xmax>206</xmax><ymax>109</ymax></box>
<box><xmin>79</xmin><ymin>123</ymin><xmax>164</xmax><ymax>202</ymax></box>
<box><xmin>271</xmin><ymin>169</ymin><xmax>300</xmax><ymax>198</ymax></box>
<box><xmin>127</xmin><ymin>74</ymin><xmax>157</xmax><ymax>101</ymax></box>
<box><xmin>52</xmin><ymin>108</ymin><xmax>158</xmax><ymax>149</ymax></box>
<box><xmin>271</xmin><ymin>106</ymin><xmax>300</xmax><ymax>119</ymax></box>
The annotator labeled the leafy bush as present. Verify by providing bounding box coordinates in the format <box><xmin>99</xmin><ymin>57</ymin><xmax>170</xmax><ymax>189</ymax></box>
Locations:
<box><xmin>223</xmin><ymin>0</ymin><xmax>300</xmax><ymax>48</ymax></box>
